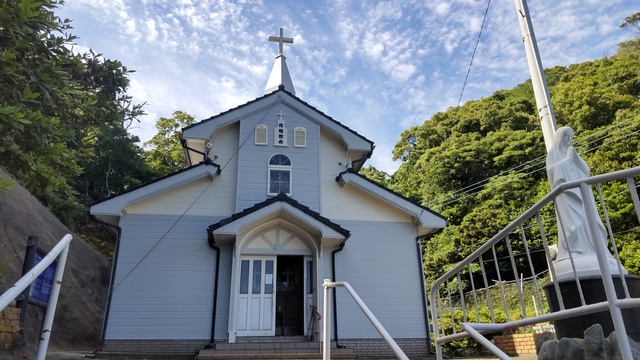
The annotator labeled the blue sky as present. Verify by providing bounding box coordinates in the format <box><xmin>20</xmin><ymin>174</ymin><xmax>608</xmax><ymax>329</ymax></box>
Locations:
<box><xmin>57</xmin><ymin>0</ymin><xmax>637</xmax><ymax>173</ymax></box>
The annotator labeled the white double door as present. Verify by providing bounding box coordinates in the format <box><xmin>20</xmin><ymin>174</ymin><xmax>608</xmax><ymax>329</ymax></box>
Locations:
<box><xmin>236</xmin><ymin>256</ymin><xmax>314</xmax><ymax>337</ymax></box>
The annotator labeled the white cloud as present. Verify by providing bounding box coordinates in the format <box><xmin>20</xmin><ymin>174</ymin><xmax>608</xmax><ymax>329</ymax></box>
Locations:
<box><xmin>56</xmin><ymin>0</ymin><xmax>638</xmax><ymax>174</ymax></box>
<box><xmin>433</xmin><ymin>2</ymin><xmax>450</xmax><ymax>16</ymax></box>
<box><xmin>363</xmin><ymin>32</ymin><xmax>385</xmax><ymax>59</ymax></box>
<box><xmin>145</xmin><ymin>19</ymin><xmax>158</xmax><ymax>42</ymax></box>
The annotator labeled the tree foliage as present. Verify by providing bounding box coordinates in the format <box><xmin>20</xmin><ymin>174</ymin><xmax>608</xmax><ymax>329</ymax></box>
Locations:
<box><xmin>621</xmin><ymin>12</ymin><xmax>640</xmax><ymax>34</ymax></box>
<box><xmin>359</xmin><ymin>165</ymin><xmax>391</xmax><ymax>187</ymax></box>
<box><xmin>144</xmin><ymin>111</ymin><xmax>196</xmax><ymax>175</ymax></box>
<box><xmin>0</xmin><ymin>0</ymin><xmax>151</xmax><ymax>227</ymax></box>
<box><xmin>390</xmin><ymin>37</ymin><xmax>640</xmax><ymax>285</ymax></box>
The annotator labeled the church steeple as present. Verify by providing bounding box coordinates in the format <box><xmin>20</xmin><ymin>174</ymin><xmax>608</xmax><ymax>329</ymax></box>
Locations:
<box><xmin>264</xmin><ymin>28</ymin><xmax>295</xmax><ymax>95</ymax></box>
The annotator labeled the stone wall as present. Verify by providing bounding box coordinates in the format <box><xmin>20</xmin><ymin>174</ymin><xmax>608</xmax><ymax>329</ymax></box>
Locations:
<box><xmin>338</xmin><ymin>337</ymin><xmax>429</xmax><ymax>358</ymax></box>
<box><xmin>0</xmin><ymin>307</ymin><xmax>21</xmax><ymax>351</ymax></box>
<box><xmin>494</xmin><ymin>333</ymin><xmax>538</xmax><ymax>356</ymax></box>
<box><xmin>102</xmin><ymin>339</ymin><xmax>209</xmax><ymax>354</ymax></box>
<box><xmin>103</xmin><ymin>337</ymin><xmax>429</xmax><ymax>358</ymax></box>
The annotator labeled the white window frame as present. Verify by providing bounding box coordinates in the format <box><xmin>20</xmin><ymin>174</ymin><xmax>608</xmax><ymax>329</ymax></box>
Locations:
<box><xmin>268</xmin><ymin>154</ymin><xmax>292</xmax><ymax>196</ymax></box>
<box><xmin>255</xmin><ymin>124</ymin><xmax>268</xmax><ymax>145</ymax></box>
<box><xmin>294</xmin><ymin>127</ymin><xmax>306</xmax><ymax>148</ymax></box>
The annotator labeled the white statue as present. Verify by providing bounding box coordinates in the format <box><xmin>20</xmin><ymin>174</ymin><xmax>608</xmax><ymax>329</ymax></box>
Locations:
<box><xmin>546</xmin><ymin>126</ymin><xmax>625</xmax><ymax>279</ymax></box>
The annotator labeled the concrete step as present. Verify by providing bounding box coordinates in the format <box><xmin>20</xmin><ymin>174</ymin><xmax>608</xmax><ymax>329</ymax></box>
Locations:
<box><xmin>196</xmin><ymin>341</ymin><xmax>357</xmax><ymax>360</ymax></box>
<box><xmin>196</xmin><ymin>354</ymin><xmax>357</xmax><ymax>360</ymax></box>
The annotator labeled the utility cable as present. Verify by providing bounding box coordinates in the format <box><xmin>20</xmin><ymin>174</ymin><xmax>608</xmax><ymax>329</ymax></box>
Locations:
<box><xmin>110</xmin><ymin>177</ymin><xmax>215</xmax><ymax>293</ymax></box>
<box><xmin>427</xmin><ymin>114</ymin><xmax>640</xmax><ymax>208</ymax></box>
<box><xmin>457</xmin><ymin>0</ymin><xmax>492</xmax><ymax>107</ymax></box>
<box><xmin>113</xmin><ymin>98</ymin><xmax>289</xmax><ymax>293</ymax></box>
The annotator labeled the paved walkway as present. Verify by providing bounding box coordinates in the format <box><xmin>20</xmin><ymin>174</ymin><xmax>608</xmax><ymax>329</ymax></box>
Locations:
<box><xmin>44</xmin><ymin>352</ymin><xmax>538</xmax><ymax>360</ymax></box>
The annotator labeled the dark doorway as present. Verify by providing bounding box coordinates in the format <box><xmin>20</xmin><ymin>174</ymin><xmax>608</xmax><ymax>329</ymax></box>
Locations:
<box><xmin>275</xmin><ymin>256</ymin><xmax>304</xmax><ymax>336</ymax></box>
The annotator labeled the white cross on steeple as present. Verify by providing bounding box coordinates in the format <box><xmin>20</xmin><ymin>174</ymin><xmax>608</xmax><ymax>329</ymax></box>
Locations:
<box><xmin>269</xmin><ymin>27</ymin><xmax>293</xmax><ymax>56</ymax></box>
<box><xmin>264</xmin><ymin>27</ymin><xmax>296</xmax><ymax>95</ymax></box>
<box><xmin>277</xmin><ymin>111</ymin><xmax>285</xmax><ymax>121</ymax></box>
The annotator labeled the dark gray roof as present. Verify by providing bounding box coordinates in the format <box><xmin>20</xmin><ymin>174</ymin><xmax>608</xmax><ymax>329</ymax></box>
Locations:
<box><xmin>207</xmin><ymin>192</ymin><xmax>350</xmax><ymax>247</ymax></box>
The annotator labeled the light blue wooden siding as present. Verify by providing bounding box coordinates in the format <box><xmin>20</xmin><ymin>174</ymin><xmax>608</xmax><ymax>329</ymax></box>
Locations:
<box><xmin>235</xmin><ymin>105</ymin><xmax>320</xmax><ymax>212</ymax></box>
<box><xmin>106</xmin><ymin>214</ymin><xmax>228</xmax><ymax>340</ymax></box>
<box><xmin>333</xmin><ymin>220</ymin><xmax>427</xmax><ymax>338</ymax></box>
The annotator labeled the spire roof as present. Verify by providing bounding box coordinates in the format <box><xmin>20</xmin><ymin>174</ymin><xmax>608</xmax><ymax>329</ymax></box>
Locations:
<box><xmin>264</xmin><ymin>28</ymin><xmax>295</xmax><ymax>95</ymax></box>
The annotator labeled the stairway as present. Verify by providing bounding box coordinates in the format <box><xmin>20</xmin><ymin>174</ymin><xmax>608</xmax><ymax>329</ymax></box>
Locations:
<box><xmin>196</xmin><ymin>336</ymin><xmax>357</xmax><ymax>359</ymax></box>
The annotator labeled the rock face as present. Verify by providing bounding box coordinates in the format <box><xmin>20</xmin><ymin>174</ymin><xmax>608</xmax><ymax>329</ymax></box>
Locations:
<box><xmin>557</xmin><ymin>338</ymin><xmax>584</xmax><ymax>360</ymax></box>
<box><xmin>0</xmin><ymin>168</ymin><xmax>111</xmax><ymax>356</ymax></box>
<box><xmin>538</xmin><ymin>339</ymin><xmax>558</xmax><ymax>360</ymax></box>
<box><xmin>583</xmin><ymin>324</ymin><xmax>606</xmax><ymax>360</ymax></box>
<box><xmin>537</xmin><ymin>324</ymin><xmax>640</xmax><ymax>360</ymax></box>
<box><xmin>605</xmin><ymin>331</ymin><xmax>640</xmax><ymax>360</ymax></box>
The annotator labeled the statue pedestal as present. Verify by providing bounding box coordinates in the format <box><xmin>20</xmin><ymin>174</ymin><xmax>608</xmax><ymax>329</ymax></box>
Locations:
<box><xmin>543</xmin><ymin>275</ymin><xmax>640</xmax><ymax>341</ymax></box>
<box><xmin>553</xmin><ymin>254</ymin><xmax>625</xmax><ymax>281</ymax></box>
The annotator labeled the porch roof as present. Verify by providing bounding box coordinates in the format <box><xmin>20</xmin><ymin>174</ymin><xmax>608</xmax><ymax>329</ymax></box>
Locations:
<box><xmin>207</xmin><ymin>193</ymin><xmax>350</xmax><ymax>247</ymax></box>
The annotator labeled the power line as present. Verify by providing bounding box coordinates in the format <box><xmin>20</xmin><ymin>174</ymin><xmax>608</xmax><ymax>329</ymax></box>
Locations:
<box><xmin>427</xmin><ymin>114</ymin><xmax>640</xmax><ymax>209</ymax></box>
<box><xmin>457</xmin><ymin>0</ymin><xmax>492</xmax><ymax>107</ymax></box>
<box><xmin>113</xmin><ymin>104</ymin><xmax>289</xmax><ymax>293</ymax></box>
<box><xmin>110</xmin><ymin>177</ymin><xmax>215</xmax><ymax>294</ymax></box>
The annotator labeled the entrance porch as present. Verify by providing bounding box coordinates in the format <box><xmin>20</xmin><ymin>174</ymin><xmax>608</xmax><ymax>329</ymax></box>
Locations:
<box><xmin>207</xmin><ymin>194</ymin><xmax>350</xmax><ymax>344</ymax></box>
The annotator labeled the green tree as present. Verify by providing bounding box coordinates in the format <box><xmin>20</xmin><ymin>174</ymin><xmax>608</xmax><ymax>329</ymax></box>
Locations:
<box><xmin>0</xmin><ymin>0</ymin><xmax>147</xmax><ymax>227</ymax></box>
<box><xmin>144</xmin><ymin>111</ymin><xmax>196</xmax><ymax>174</ymax></box>
<box><xmin>621</xmin><ymin>12</ymin><xmax>640</xmax><ymax>34</ymax></box>
<box><xmin>392</xmin><ymin>35</ymin><xmax>640</xmax><ymax>285</ymax></box>
<box><xmin>359</xmin><ymin>166</ymin><xmax>391</xmax><ymax>187</ymax></box>
<box><xmin>76</xmin><ymin>125</ymin><xmax>154</xmax><ymax>203</ymax></box>
<box><xmin>0</xmin><ymin>0</ymin><xmax>83</xmax><ymax>215</ymax></box>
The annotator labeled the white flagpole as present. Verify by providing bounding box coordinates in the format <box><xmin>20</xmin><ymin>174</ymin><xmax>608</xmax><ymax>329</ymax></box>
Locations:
<box><xmin>514</xmin><ymin>0</ymin><xmax>557</xmax><ymax>151</ymax></box>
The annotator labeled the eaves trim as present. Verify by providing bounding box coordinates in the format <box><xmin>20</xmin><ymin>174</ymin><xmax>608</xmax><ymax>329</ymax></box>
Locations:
<box><xmin>208</xmin><ymin>192</ymin><xmax>350</xmax><ymax>245</ymax></box>
<box><xmin>336</xmin><ymin>169</ymin><xmax>446</xmax><ymax>228</ymax></box>
<box><xmin>183</xmin><ymin>87</ymin><xmax>374</xmax><ymax>150</ymax></box>
<box><xmin>89</xmin><ymin>160</ymin><xmax>221</xmax><ymax>216</ymax></box>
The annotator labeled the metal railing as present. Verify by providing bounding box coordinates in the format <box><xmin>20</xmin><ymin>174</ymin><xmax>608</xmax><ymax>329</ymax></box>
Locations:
<box><xmin>0</xmin><ymin>234</ymin><xmax>73</xmax><ymax>360</ymax></box>
<box><xmin>323</xmin><ymin>279</ymin><xmax>409</xmax><ymax>360</ymax></box>
<box><xmin>429</xmin><ymin>167</ymin><xmax>640</xmax><ymax>360</ymax></box>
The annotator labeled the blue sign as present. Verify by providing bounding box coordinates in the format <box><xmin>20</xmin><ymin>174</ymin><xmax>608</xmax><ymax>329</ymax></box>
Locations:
<box><xmin>28</xmin><ymin>251</ymin><xmax>56</xmax><ymax>308</ymax></box>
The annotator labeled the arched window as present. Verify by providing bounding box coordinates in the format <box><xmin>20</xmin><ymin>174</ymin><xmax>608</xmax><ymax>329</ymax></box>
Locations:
<box><xmin>268</xmin><ymin>154</ymin><xmax>291</xmax><ymax>195</ymax></box>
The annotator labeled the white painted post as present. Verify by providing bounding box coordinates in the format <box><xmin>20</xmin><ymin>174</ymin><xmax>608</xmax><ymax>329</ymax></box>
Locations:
<box><xmin>323</xmin><ymin>280</ymin><xmax>409</xmax><ymax>360</ymax></box>
<box><xmin>340</xmin><ymin>282</ymin><xmax>409</xmax><ymax>360</ymax></box>
<box><xmin>323</xmin><ymin>279</ymin><xmax>331</xmax><ymax>360</ymax></box>
<box><xmin>513</xmin><ymin>0</ymin><xmax>557</xmax><ymax>151</ymax></box>
<box><xmin>580</xmin><ymin>183</ymin><xmax>633</xmax><ymax>360</ymax></box>
<box><xmin>36</xmin><ymin>237</ymin><xmax>72</xmax><ymax>360</ymax></box>
<box><xmin>0</xmin><ymin>234</ymin><xmax>73</xmax><ymax>360</ymax></box>
<box><xmin>0</xmin><ymin>235</ymin><xmax>72</xmax><ymax>311</ymax></box>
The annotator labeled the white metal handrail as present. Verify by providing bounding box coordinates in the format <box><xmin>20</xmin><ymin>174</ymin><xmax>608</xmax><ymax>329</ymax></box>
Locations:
<box><xmin>0</xmin><ymin>234</ymin><xmax>73</xmax><ymax>360</ymax></box>
<box><xmin>323</xmin><ymin>279</ymin><xmax>409</xmax><ymax>360</ymax></box>
<box><xmin>429</xmin><ymin>166</ymin><xmax>640</xmax><ymax>360</ymax></box>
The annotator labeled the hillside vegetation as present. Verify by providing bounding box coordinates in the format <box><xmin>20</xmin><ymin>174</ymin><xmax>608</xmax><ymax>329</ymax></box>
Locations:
<box><xmin>375</xmin><ymin>36</ymin><xmax>640</xmax><ymax>285</ymax></box>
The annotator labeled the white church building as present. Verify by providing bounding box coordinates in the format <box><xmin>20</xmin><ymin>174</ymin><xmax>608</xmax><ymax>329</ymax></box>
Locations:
<box><xmin>90</xmin><ymin>29</ymin><xmax>446</xmax><ymax>358</ymax></box>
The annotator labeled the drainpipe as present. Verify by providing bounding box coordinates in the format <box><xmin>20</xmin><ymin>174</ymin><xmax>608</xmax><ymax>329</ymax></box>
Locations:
<box><xmin>351</xmin><ymin>150</ymin><xmax>373</xmax><ymax>172</ymax></box>
<box><xmin>89</xmin><ymin>214</ymin><xmax>122</xmax><ymax>347</ymax></box>
<box><xmin>417</xmin><ymin>229</ymin><xmax>443</xmax><ymax>355</ymax></box>
<box><xmin>331</xmin><ymin>241</ymin><xmax>346</xmax><ymax>348</ymax></box>
<box><xmin>417</xmin><ymin>236</ymin><xmax>431</xmax><ymax>354</ymax></box>
<box><xmin>204</xmin><ymin>229</ymin><xmax>222</xmax><ymax>349</ymax></box>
